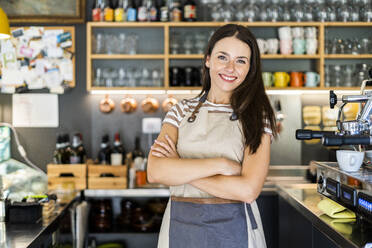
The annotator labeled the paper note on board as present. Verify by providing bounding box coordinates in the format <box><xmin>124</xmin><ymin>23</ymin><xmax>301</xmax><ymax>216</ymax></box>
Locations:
<box><xmin>12</xmin><ymin>94</ymin><xmax>59</xmax><ymax>127</ymax></box>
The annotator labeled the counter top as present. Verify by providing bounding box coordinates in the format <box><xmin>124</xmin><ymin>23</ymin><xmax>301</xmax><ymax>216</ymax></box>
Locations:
<box><xmin>277</xmin><ymin>184</ymin><xmax>372</xmax><ymax>248</ymax></box>
<box><xmin>3</xmin><ymin>191</ymin><xmax>79</xmax><ymax>248</ymax></box>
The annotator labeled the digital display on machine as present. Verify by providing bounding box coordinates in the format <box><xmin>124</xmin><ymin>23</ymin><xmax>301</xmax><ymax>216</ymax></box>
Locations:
<box><xmin>326</xmin><ymin>178</ymin><xmax>339</xmax><ymax>197</ymax></box>
<box><xmin>327</xmin><ymin>184</ymin><xmax>337</xmax><ymax>193</ymax></box>
<box><xmin>358</xmin><ymin>198</ymin><xmax>372</xmax><ymax>213</ymax></box>
<box><xmin>343</xmin><ymin>191</ymin><xmax>352</xmax><ymax>200</ymax></box>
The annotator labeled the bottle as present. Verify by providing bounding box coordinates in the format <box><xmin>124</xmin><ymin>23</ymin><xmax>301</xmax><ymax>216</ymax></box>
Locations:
<box><xmin>160</xmin><ymin>0</ymin><xmax>169</xmax><ymax>21</ymax></box>
<box><xmin>137</xmin><ymin>0</ymin><xmax>148</xmax><ymax>21</ymax></box>
<box><xmin>104</xmin><ymin>0</ymin><xmax>114</xmax><ymax>21</ymax></box>
<box><xmin>127</xmin><ymin>0</ymin><xmax>137</xmax><ymax>21</ymax></box>
<box><xmin>115</xmin><ymin>0</ymin><xmax>124</xmax><ymax>21</ymax></box>
<box><xmin>98</xmin><ymin>134</ymin><xmax>111</xmax><ymax>164</ymax></box>
<box><xmin>92</xmin><ymin>0</ymin><xmax>104</xmax><ymax>21</ymax></box>
<box><xmin>170</xmin><ymin>0</ymin><xmax>182</xmax><ymax>22</ymax></box>
<box><xmin>183</xmin><ymin>0</ymin><xmax>196</xmax><ymax>21</ymax></box>
<box><xmin>111</xmin><ymin>133</ymin><xmax>126</xmax><ymax>165</ymax></box>
<box><xmin>71</xmin><ymin>133</ymin><xmax>87</xmax><ymax>164</ymax></box>
<box><xmin>148</xmin><ymin>0</ymin><xmax>158</xmax><ymax>21</ymax></box>
<box><xmin>132</xmin><ymin>136</ymin><xmax>144</xmax><ymax>160</ymax></box>
<box><xmin>61</xmin><ymin>134</ymin><xmax>72</xmax><ymax>164</ymax></box>
<box><xmin>53</xmin><ymin>135</ymin><xmax>64</xmax><ymax>164</ymax></box>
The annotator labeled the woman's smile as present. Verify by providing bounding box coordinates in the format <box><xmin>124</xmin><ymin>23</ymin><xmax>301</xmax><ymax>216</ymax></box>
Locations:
<box><xmin>219</xmin><ymin>73</ymin><xmax>238</xmax><ymax>83</ymax></box>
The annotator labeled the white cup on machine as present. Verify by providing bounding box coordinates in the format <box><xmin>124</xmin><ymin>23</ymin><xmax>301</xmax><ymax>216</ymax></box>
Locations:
<box><xmin>336</xmin><ymin>150</ymin><xmax>364</xmax><ymax>172</ymax></box>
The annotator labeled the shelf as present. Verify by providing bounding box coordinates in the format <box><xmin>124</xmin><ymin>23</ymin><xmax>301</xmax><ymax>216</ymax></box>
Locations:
<box><xmin>169</xmin><ymin>54</ymin><xmax>204</xmax><ymax>59</ymax></box>
<box><xmin>324</xmin><ymin>54</ymin><xmax>372</xmax><ymax>59</ymax></box>
<box><xmin>84</xmin><ymin>188</ymin><xmax>170</xmax><ymax>197</ymax></box>
<box><xmin>91</xmin><ymin>54</ymin><xmax>165</xmax><ymax>59</ymax></box>
<box><xmin>261</xmin><ymin>54</ymin><xmax>320</xmax><ymax>59</ymax></box>
<box><xmin>323</xmin><ymin>22</ymin><xmax>372</xmax><ymax>26</ymax></box>
<box><xmin>169</xmin><ymin>54</ymin><xmax>321</xmax><ymax>59</ymax></box>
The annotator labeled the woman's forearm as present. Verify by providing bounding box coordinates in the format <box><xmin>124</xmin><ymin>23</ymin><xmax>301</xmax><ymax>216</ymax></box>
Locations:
<box><xmin>147</xmin><ymin>157</ymin><xmax>226</xmax><ymax>186</ymax></box>
<box><xmin>190</xmin><ymin>175</ymin><xmax>261</xmax><ymax>203</ymax></box>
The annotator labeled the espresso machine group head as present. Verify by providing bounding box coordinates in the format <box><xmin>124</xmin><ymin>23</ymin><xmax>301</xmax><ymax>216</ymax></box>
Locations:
<box><xmin>296</xmin><ymin>69</ymin><xmax>372</xmax><ymax>147</ymax></box>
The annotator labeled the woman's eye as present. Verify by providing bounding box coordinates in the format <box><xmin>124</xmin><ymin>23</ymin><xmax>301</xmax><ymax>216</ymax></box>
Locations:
<box><xmin>217</xmin><ymin>55</ymin><xmax>227</xmax><ymax>60</ymax></box>
<box><xmin>237</xmin><ymin>59</ymin><xmax>246</xmax><ymax>64</ymax></box>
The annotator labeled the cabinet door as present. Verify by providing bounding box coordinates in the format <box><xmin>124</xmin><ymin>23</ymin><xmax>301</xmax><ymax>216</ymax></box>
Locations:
<box><xmin>257</xmin><ymin>193</ymin><xmax>279</xmax><ymax>248</ymax></box>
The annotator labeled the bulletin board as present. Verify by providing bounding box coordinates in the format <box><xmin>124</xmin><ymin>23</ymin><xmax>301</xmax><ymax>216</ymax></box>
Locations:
<box><xmin>0</xmin><ymin>26</ymin><xmax>75</xmax><ymax>93</ymax></box>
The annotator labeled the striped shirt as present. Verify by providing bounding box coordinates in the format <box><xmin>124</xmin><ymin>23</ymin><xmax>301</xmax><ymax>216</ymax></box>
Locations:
<box><xmin>163</xmin><ymin>97</ymin><xmax>273</xmax><ymax>136</ymax></box>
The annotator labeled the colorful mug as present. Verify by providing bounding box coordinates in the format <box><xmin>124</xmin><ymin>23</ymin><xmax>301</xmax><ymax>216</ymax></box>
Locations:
<box><xmin>262</xmin><ymin>72</ymin><xmax>273</xmax><ymax>87</ymax></box>
<box><xmin>274</xmin><ymin>72</ymin><xmax>290</xmax><ymax>87</ymax></box>
<box><xmin>305</xmin><ymin>72</ymin><xmax>320</xmax><ymax>87</ymax></box>
<box><xmin>290</xmin><ymin>72</ymin><xmax>304</xmax><ymax>87</ymax></box>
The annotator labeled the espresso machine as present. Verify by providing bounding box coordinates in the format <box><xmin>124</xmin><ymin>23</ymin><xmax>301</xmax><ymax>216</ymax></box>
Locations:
<box><xmin>296</xmin><ymin>69</ymin><xmax>372</xmax><ymax>224</ymax></box>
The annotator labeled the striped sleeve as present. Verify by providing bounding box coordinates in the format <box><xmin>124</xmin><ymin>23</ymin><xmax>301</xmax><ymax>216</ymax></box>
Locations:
<box><xmin>162</xmin><ymin>101</ymin><xmax>187</xmax><ymax>128</ymax></box>
<box><xmin>264</xmin><ymin>118</ymin><xmax>273</xmax><ymax>135</ymax></box>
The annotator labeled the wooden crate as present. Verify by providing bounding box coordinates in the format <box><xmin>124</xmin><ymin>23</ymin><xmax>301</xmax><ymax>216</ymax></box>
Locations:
<box><xmin>88</xmin><ymin>165</ymin><xmax>127</xmax><ymax>189</ymax></box>
<box><xmin>47</xmin><ymin>164</ymin><xmax>87</xmax><ymax>190</ymax></box>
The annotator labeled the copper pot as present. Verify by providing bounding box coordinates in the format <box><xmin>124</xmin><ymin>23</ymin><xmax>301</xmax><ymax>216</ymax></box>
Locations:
<box><xmin>99</xmin><ymin>94</ymin><xmax>115</xmax><ymax>113</ymax></box>
<box><xmin>162</xmin><ymin>95</ymin><xmax>178</xmax><ymax>112</ymax></box>
<box><xmin>120</xmin><ymin>96</ymin><xmax>138</xmax><ymax>113</ymax></box>
<box><xmin>141</xmin><ymin>96</ymin><xmax>159</xmax><ymax>113</ymax></box>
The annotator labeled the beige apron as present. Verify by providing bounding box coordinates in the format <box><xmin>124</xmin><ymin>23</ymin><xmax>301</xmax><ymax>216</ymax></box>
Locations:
<box><xmin>158</xmin><ymin>105</ymin><xmax>267</xmax><ymax>248</ymax></box>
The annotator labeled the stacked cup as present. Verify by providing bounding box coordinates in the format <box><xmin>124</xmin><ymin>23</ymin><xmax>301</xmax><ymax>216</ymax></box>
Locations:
<box><xmin>305</xmin><ymin>27</ymin><xmax>317</xmax><ymax>55</ymax></box>
<box><xmin>292</xmin><ymin>27</ymin><xmax>306</xmax><ymax>55</ymax></box>
<box><xmin>278</xmin><ymin>27</ymin><xmax>292</xmax><ymax>55</ymax></box>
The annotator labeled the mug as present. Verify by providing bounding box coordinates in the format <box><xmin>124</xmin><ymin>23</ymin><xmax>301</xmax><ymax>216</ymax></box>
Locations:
<box><xmin>291</xmin><ymin>27</ymin><xmax>304</xmax><ymax>39</ymax></box>
<box><xmin>280</xmin><ymin>39</ymin><xmax>292</xmax><ymax>55</ymax></box>
<box><xmin>278</xmin><ymin>26</ymin><xmax>292</xmax><ymax>40</ymax></box>
<box><xmin>162</xmin><ymin>95</ymin><xmax>178</xmax><ymax>112</ymax></box>
<box><xmin>266</xmin><ymin>38</ymin><xmax>279</xmax><ymax>54</ymax></box>
<box><xmin>305</xmin><ymin>27</ymin><xmax>317</xmax><ymax>39</ymax></box>
<box><xmin>290</xmin><ymin>72</ymin><xmax>304</xmax><ymax>87</ymax></box>
<box><xmin>306</xmin><ymin>38</ymin><xmax>318</xmax><ymax>55</ymax></box>
<box><xmin>262</xmin><ymin>72</ymin><xmax>273</xmax><ymax>87</ymax></box>
<box><xmin>293</xmin><ymin>38</ymin><xmax>306</xmax><ymax>54</ymax></box>
<box><xmin>305</xmin><ymin>72</ymin><xmax>320</xmax><ymax>87</ymax></box>
<box><xmin>141</xmin><ymin>96</ymin><xmax>159</xmax><ymax>113</ymax></box>
<box><xmin>273</xmin><ymin>72</ymin><xmax>290</xmax><ymax>87</ymax></box>
<box><xmin>99</xmin><ymin>94</ymin><xmax>115</xmax><ymax>113</ymax></box>
<box><xmin>336</xmin><ymin>150</ymin><xmax>364</xmax><ymax>172</ymax></box>
<box><xmin>120</xmin><ymin>96</ymin><xmax>138</xmax><ymax>113</ymax></box>
<box><xmin>257</xmin><ymin>39</ymin><xmax>267</xmax><ymax>54</ymax></box>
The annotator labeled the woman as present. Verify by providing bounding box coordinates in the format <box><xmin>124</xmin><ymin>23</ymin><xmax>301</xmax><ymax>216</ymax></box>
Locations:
<box><xmin>147</xmin><ymin>24</ymin><xmax>277</xmax><ymax>248</ymax></box>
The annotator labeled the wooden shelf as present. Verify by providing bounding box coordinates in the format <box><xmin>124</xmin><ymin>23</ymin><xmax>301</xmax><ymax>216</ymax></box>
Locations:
<box><xmin>91</xmin><ymin>54</ymin><xmax>165</xmax><ymax>59</ymax></box>
<box><xmin>169</xmin><ymin>54</ymin><xmax>204</xmax><ymax>59</ymax></box>
<box><xmin>261</xmin><ymin>54</ymin><xmax>321</xmax><ymax>59</ymax></box>
<box><xmin>324</xmin><ymin>54</ymin><xmax>372</xmax><ymax>59</ymax></box>
<box><xmin>87</xmin><ymin>21</ymin><xmax>372</xmax><ymax>91</ymax></box>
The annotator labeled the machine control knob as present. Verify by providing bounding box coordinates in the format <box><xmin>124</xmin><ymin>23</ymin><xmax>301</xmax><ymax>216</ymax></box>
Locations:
<box><xmin>330</xmin><ymin>90</ymin><xmax>337</xmax><ymax>109</ymax></box>
<box><xmin>317</xmin><ymin>174</ymin><xmax>325</xmax><ymax>193</ymax></box>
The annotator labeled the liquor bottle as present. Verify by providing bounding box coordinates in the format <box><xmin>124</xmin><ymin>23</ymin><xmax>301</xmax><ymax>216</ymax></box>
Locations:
<box><xmin>137</xmin><ymin>0</ymin><xmax>148</xmax><ymax>21</ymax></box>
<box><xmin>111</xmin><ymin>133</ymin><xmax>126</xmax><ymax>165</ymax></box>
<box><xmin>70</xmin><ymin>133</ymin><xmax>87</xmax><ymax>164</ymax></box>
<box><xmin>115</xmin><ymin>0</ymin><xmax>128</xmax><ymax>21</ymax></box>
<box><xmin>104</xmin><ymin>0</ymin><xmax>114</xmax><ymax>21</ymax></box>
<box><xmin>53</xmin><ymin>135</ymin><xmax>64</xmax><ymax>164</ymax></box>
<box><xmin>183</xmin><ymin>0</ymin><xmax>196</xmax><ymax>21</ymax></box>
<box><xmin>127</xmin><ymin>0</ymin><xmax>137</xmax><ymax>21</ymax></box>
<box><xmin>98</xmin><ymin>134</ymin><xmax>111</xmax><ymax>164</ymax></box>
<box><xmin>132</xmin><ymin>136</ymin><xmax>144</xmax><ymax>160</ymax></box>
<box><xmin>92</xmin><ymin>0</ymin><xmax>104</xmax><ymax>21</ymax></box>
<box><xmin>148</xmin><ymin>0</ymin><xmax>158</xmax><ymax>21</ymax></box>
<box><xmin>170</xmin><ymin>0</ymin><xmax>182</xmax><ymax>22</ymax></box>
<box><xmin>61</xmin><ymin>134</ymin><xmax>72</xmax><ymax>164</ymax></box>
<box><xmin>160</xmin><ymin>0</ymin><xmax>169</xmax><ymax>21</ymax></box>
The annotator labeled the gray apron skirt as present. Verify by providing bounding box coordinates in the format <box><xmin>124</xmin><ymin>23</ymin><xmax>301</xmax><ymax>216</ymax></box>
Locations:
<box><xmin>169</xmin><ymin>197</ymin><xmax>259</xmax><ymax>248</ymax></box>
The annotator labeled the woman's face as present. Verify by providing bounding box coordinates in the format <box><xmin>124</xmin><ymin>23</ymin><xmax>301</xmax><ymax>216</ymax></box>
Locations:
<box><xmin>205</xmin><ymin>36</ymin><xmax>251</xmax><ymax>96</ymax></box>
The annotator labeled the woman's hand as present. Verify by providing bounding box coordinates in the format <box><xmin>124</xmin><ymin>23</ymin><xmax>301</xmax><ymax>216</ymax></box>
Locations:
<box><xmin>151</xmin><ymin>134</ymin><xmax>179</xmax><ymax>159</ymax></box>
<box><xmin>220</xmin><ymin>158</ymin><xmax>242</xmax><ymax>176</ymax></box>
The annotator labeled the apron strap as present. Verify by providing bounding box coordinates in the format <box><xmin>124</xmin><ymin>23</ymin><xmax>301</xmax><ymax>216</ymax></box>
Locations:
<box><xmin>187</xmin><ymin>90</ymin><xmax>238</xmax><ymax>122</ymax></box>
<box><xmin>246</xmin><ymin>203</ymin><xmax>258</xmax><ymax>230</ymax></box>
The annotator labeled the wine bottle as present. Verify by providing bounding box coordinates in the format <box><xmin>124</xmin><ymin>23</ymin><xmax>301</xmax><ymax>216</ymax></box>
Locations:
<box><xmin>104</xmin><ymin>0</ymin><xmax>114</xmax><ymax>21</ymax></box>
<box><xmin>133</xmin><ymin>136</ymin><xmax>144</xmax><ymax>160</ymax></box>
<box><xmin>53</xmin><ymin>135</ymin><xmax>64</xmax><ymax>164</ymax></box>
<box><xmin>98</xmin><ymin>134</ymin><xmax>112</xmax><ymax>164</ymax></box>
<box><xmin>111</xmin><ymin>133</ymin><xmax>126</xmax><ymax>165</ymax></box>
<box><xmin>183</xmin><ymin>0</ymin><xmax>196</xmax><ymax>21</ymax></box>
<box><xmin>61</xmin><ymin>134</ymin><xmax>72</xmax><ymax>164</ymax></box>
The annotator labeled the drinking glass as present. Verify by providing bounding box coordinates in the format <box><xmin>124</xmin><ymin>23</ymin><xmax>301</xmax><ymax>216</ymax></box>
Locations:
<box><xmin>152</xmin><ymin>68</ymin><xmax>162</xmax><ymax>87</ymax></box>
<box><xmin>183</xmin><ymin>35</ymin><xmax>194</xmax><ymax>54</ymax></box>
<box><xmin>126</xmin><ymin>34</ymin><xmax>138</xmax><ymax>55</ymax></box>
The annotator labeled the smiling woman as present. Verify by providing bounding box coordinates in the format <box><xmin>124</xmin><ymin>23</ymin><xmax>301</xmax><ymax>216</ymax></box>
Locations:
<box><xmin>147</xmin><ymin>24</ymin><xmax>277</xmax><ymax>248</ymax></box>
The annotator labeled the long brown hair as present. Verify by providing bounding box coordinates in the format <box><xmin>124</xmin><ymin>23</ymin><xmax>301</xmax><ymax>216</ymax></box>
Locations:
<box><xmin>200</xmin><ymin>24</ymin><xmax>277</xmax><ymax>154</ymax></box>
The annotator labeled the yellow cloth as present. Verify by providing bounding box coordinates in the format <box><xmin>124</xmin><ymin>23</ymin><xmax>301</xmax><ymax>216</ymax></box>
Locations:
<box><xmin>319</xmin><ymin>214</ymin><xmax>354</xmax><ymax>235</ymax></box>
<box><xmin>317</xmin><ymin>198</ymin><xmax>356</xmax><ymax>219</ymax></box>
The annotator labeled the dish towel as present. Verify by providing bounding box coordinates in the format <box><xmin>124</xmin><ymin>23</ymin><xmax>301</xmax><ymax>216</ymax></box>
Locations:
<box><xmin>319</xmin><ymin>214</ymin><xmax>354</xmax><ymax>235</ymax></box>
<box><xmin>317</xmin><ymin>198</ymin><xmax>356</xmax><ymax>219</ymax></box>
